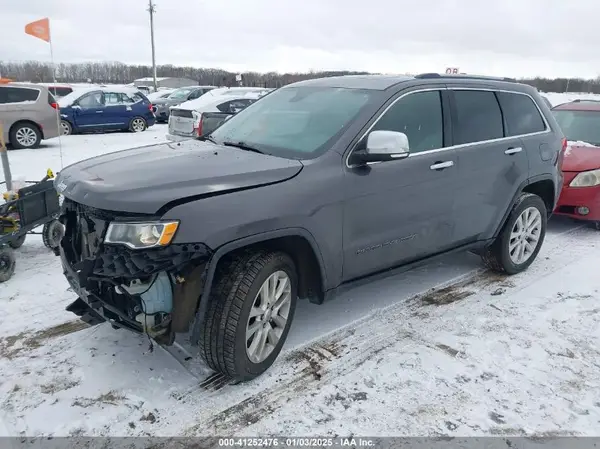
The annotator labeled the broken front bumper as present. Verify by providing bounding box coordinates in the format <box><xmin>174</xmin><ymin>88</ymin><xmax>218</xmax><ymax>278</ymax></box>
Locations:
<box><xmin>59</xmin><ymin>199</ymin><xmax>212</xmax><ymax>337</ymax></box>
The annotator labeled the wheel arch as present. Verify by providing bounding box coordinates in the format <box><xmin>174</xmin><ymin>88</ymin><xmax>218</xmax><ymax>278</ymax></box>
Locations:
<box><xmin>9</xmin><ymin>120</ymin><xmax>43</xmax><ymax>141</ymax></box>
<box><xmin>492</xmin><ymin>175</ymin><xmax>555</xmax><ymax>240</ymax></box>
<box><xmin>190</xmin><ymin>228</ymin><xmax>328</xmax><ymax>344</ymax></box>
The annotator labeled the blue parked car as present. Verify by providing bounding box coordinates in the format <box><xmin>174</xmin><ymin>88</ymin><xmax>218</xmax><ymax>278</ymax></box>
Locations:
<box><xmin>57</xmin><ymin>87</ymin><xmax>155</xmax><ymax>135</ymax></box>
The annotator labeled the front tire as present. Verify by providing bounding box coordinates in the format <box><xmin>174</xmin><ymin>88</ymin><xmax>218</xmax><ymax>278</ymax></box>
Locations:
<box><xmin>482</xmin><ymin>193</ymin><xmax>547</xmax><ymax>274</ymax></box>
<box><xmin>198</xmin><ymin>250</ymin><xmax>298</xmax><ymax>381</ymax></box>
<box><xmin>10</xmin><ymin>123</ymin><xmax>41</xmax><ymax>149</ymax></box>
<box><xmin>129</xmin><ymin>117</ymin><xmax>147</xmax><ymax>133</ymax></box>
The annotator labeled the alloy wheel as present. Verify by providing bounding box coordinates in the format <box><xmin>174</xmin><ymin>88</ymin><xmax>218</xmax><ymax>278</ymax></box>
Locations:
<box><xmin>509</xmin><ymin>206</ymin><xmax>542</xmax><ymax>265</ymax></box>
<box><xmin>245</xmin><ymin>270</ymin><xmax>292</xmax><ymax>364</ymax></box>
<box><xmin>15</xmin><ymin>127</ymin><xmax>37</xmax><ymax>147</ymax></box>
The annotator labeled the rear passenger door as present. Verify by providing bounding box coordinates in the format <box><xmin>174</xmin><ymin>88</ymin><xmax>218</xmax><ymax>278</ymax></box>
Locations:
<box><xmin>449</xmin><ymin>88</ymin><xmax>531</xmax><ymax>243</ymax></box>
<box><xmin>103</xmin><ymin>92</ymin><xmax>129</xmax><ymax>128</ymax></box>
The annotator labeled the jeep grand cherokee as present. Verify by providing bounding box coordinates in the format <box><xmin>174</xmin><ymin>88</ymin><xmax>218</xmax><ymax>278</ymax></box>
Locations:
<box><xmin>54</xmin><ymin>73</ymin><xmax>564</xmax><ymax>381</ymax></box>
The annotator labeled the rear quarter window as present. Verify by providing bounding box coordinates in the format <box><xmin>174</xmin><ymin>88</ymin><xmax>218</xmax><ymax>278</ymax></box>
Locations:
<box><xmin>0</xmin><ymin>87</ymin><xmax>40</xmax><ymax>104</ymax></box>
<box><xmin>50</xmin><ymin>87</ymin><xmax>73</xmax><ymax>97</ymax></box>
<box><xmin>453</xmin><ymin>90</ymin><xmax>504</xmax><ymax>145</ymax></box>
<box><xmin>131</xmin><ymin>92</ymin><xmax>146</xmax><ymax>103</ymax></box>
<box><xmin>496</xmin><ymin>92</ymin><xmax>547</xmax><ymax>136</ymax></box>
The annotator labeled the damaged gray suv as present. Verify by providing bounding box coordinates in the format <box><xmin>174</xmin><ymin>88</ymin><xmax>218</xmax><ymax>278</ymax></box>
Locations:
<box><xmin>55</xmin><ymin>73</ymin><xmax>564</xmax><ymax>381</ymax></box>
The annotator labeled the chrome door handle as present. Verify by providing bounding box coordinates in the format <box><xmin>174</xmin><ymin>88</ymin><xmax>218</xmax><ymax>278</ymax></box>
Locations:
<box><xmin>430</xmin><ymin>161</ymin><xmax>454</xmax><ymax>170</ymax></box>
<box><xmin>505</xmin><ymin>147</ymin><xmax>522</xmax><ymax>155</ymax></box>
<box><xmin>96</xmin><ymin>110</ymin><xmax>104</xmax><ymax>113</ymax></box>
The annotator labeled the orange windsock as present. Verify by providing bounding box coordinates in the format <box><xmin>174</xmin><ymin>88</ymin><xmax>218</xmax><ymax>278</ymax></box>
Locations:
<box><xmin>25</xmin><ymin>18</ymin><xmax>50</xmax><ymax>43</ymax></box>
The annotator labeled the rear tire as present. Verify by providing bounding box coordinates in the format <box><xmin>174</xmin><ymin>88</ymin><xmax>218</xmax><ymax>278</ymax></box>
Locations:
<box><xmin>0</xmin><ymin>247</ymin><xmax>16</xmax><ymax>283</ymax></box>
<box><xmin>10</xmin><ymin>123</ymin><xmax>41</xmax><ymax>149</ymax></box>
<box><xmin>42</xmin><ymin>220</ymin><xmax>64</xmax><ymax>250</ymax></box>
<box><xmin>129</xmin><ymin>117</ymin><xmax>147</xmax><ymax>133</ymax></box>
<box><xmin>198</xmin><ymin>250</ymin><xmax>298</xmax><ymax>381</ymax></box>
<box><xmin>482</xmin><ymin>193</ymin><xmax>547</xmax><ymax>275</ymax></box>
<box><xmin>60</xmin><ymin>120</ymin><xmax>73</xmax><ymax>136</ymax></box>
<box><xmin>8</xmin><ymin>234</ymin><xmax>26</xmax><ymax>249</ymax></box>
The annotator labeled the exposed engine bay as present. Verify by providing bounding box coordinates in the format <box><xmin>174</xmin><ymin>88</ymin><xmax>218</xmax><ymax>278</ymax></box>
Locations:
<box><xmin>58</xmin><ymin>198</ymin><xmax>212</xmax><ymax>344</ymax></box>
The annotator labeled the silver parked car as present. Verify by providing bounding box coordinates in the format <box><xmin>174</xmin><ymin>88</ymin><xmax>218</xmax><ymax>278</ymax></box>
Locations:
<box><xmin>167</xmin><ymin>87</ymin><xmax>272</xmax><ymax>141</ymax></box>
<box><xmin>0</xmin><ymin>83</ymin><xmax>60</xmax><ymax>149</ymax></box>
<box><xmin>151</xmin><ymin>85</ymin><xmax>215</xmax><ymax>123</ymax></box>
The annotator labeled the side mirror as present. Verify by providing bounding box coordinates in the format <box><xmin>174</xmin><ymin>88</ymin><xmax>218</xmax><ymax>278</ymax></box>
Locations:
<box><xmin>353</xmin><ymin>130</ymin><xmax>410</xmax><ymax>164</ymax></box>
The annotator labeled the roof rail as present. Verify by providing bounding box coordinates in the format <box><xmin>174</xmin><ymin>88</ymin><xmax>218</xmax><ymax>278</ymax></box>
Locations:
<box><xmin>414</xmin><ymin>73</ymin><xmax>517</xmax><ymax>83</ymax></box>
<box><xmin>571</xmin><ymin>98</ymin><xmax>600</xmax><ymax>103</ymax></box>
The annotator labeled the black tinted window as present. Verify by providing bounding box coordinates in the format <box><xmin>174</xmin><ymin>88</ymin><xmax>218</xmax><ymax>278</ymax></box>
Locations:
<box><xmin>372</xmin><ymin>90</ymin><xmax>444</xmax><ymax>153</ymax></box>
<box><xmin>496</xmin><ymin>92</ymin><xmax>546</xmax><ymax>136</ymax></box>
<box><xmin>453</xmin><ymin>90</ymin><xmax>503</xmax><ymax>144</ymax></box>
<box><xmin>0</xmin><ymin>87</ymin><xmax>40</xmax><ymax>104</ymax></box>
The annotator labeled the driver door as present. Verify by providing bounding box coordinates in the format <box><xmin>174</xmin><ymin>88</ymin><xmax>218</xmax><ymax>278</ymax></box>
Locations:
<box><xmin>342</xmin><ymin>88</ymin><xmax>459</xmax><ymax>281</ymax></box>
<box><xmin>73</xmin><ymin>91</ymin><xmax>106</xmax><ymax>129</ymax></box>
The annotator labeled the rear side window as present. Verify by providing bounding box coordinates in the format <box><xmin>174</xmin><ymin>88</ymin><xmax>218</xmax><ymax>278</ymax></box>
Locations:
<box><xmin>496</xmin><ymin>92</ymin><xmax>546</xmax><ymax>136</ymax></box>
<box><xmin>104</xmin><ymin>92</ymin><xmax>121</xmax><ymax>105</ymax></box>
<box><xmin>0</xmin><ymin>87</ymin><xmax>40</xmax><ymax>104</ymax></box>
<box><xmin>131</xmin><ymin>93</ymin><xmax>145</xmax><ymax>103</ymax></box>
<box><xmin>188</xmin><ymin>89</ymin><xmax>204</xmax><ymax>100</ymax></box>
<box><xmin>453</xmin><ymin>90</ymin><xmax>503</xmax><ymax>145</ymax></box>
<box><xmin>217</xmin><ymin>99</ymin><xmax>255</xmax><ymax>113</ymax></box>
<box><xmin>371</xmin><ymin>90</ymin><xmax>444</xmax><ymax>153</ymax></box>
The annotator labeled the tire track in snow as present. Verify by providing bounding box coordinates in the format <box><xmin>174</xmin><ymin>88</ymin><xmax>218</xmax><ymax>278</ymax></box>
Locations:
<box><xmin>182</xmin><ymin>224</ymin><xmax>597</xmax><ymax>435</ymax></box>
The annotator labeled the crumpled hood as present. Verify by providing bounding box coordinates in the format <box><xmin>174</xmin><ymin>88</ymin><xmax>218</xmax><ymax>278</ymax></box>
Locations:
<box><xmin>55</xmin><ymin>140</ymin><xmax>303</xmax><ymax>214</ymax></box>
<box><xmin>563</xmin><ymin>141</ymin><xmax>600</xmax><ymax>172</ymax></box>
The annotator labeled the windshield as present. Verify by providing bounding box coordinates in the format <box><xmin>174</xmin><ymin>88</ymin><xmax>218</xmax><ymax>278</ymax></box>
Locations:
<box><xmin>552</xmin><ymin>109</ymin><xmax>600</xmax><ymax>146</ymax></box>
<box><xmin>167</xmin><ymin>87</ymin><xmax>196</xmax><ymax>100</ymax></box>
<box><xmin>209</xmin><ymin>86</ymin><xmax>375</xmax><ymax>158</ymax></box>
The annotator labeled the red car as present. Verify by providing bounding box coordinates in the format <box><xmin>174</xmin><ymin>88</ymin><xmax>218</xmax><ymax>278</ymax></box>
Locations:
<box><xmin>552</xmin><ymin>99</ymin><xmax>600</xmax><ymax>230</ymax></box>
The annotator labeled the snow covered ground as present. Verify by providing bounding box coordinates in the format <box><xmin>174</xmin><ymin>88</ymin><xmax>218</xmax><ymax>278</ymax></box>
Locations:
<box><xmin>0</xmin><ymin>93</ymin><xmax>600</xmax><ymax>438</ymax></box>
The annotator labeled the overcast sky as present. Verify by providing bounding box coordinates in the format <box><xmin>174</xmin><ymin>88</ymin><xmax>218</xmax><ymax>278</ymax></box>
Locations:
<box><xmin>0</xmin><ymin>0</ymin><xmax>598</xmax><ymax>79</ymax></box>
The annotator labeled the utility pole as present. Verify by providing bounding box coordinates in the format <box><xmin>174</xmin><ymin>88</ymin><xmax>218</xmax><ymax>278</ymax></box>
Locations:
<box><xmin>147</xmin><ymin>0</ymin><xmax>158</xmax><ymax>92</ymax></box>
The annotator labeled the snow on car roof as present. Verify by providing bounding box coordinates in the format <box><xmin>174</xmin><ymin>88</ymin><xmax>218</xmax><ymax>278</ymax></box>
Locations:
<box><xmin>174</xmin><ymin>87</ymin><xmax>270</xmax><ymax>111</ymax></box>
<box><xmin>57</xmin><ymin>85</ymin><xmax>145</xmax><ymax>107</ymax></box>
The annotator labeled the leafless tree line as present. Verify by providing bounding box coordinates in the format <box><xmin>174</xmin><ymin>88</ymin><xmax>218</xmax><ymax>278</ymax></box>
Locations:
<box><xmin>1</xmin><ymin>60</ymin><xmax>599</xmax><ymax>93</ymax></box>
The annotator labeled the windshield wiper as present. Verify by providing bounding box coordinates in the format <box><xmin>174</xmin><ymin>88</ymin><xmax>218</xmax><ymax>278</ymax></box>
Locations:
<box><xmin>221</xmin><ymin>141</ymin><xmax>266</xmax><ymax>154</ymax></box>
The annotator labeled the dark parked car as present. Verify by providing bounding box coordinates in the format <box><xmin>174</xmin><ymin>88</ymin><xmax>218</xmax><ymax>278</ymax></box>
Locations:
<box><xmin>58</xmin><ymin>87</ymin><xmax>155</xmax><ymax>135</ymax></box>
<box><xmin>54</xmin><ymin>73</ymin><xmax>564</xmax><ymax>382</ymax></box>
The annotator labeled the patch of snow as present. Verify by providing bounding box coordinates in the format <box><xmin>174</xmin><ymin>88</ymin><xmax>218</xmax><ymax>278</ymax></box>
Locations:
<box><xmin>176</xmin><ymin>87</ymin><xmax>270</xmax><ymax>112</ymax></box>
<box><xmin>568</xmin><ymin>140</ymin><xmax>597</xmax><ymax>148</ymax></box>
<box><xmin>0</xmin><ymin>124</ymin><xmax>168</xmax><ymax>184</ymax></box>
<box><xmin>541</xmin><ymin>91</ymin><xmax>600</xmax><ymax>107</ymax></box>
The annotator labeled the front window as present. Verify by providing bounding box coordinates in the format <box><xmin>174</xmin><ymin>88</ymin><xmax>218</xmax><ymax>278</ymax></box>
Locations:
<box><xmin>210</xmin><ymin>86</ymin><xmax>375</xmax><ymax>158</ymax></box>
<box><xmin>552</xmin><ymin>110</ymin><xmax>600</xmax><ymax>146</ymax></box>
<box><xmin>167</xmin><ymin>87</ymin><xmax>197</xmax><ymax>100</ymax></box>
